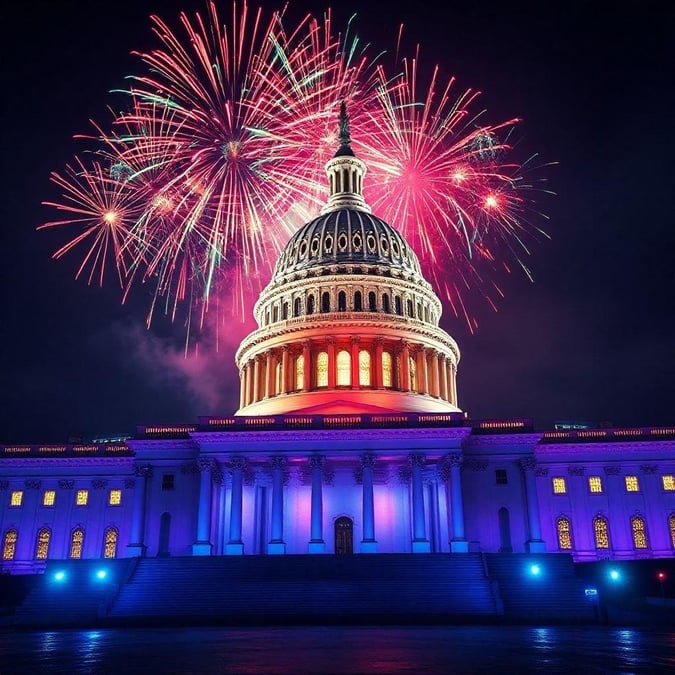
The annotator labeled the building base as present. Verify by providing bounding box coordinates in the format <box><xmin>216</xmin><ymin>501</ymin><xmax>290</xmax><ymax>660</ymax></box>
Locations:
<box><xmin>225</xmin><ymin>543</ymin><xmax>244</xmax><ymax>555</ymax></box>
<box><xmin>267</xmin><ymin>541</ymin><xmax>286</xmax><ymax>555</ymax></box>
<box><xmin>192</xmin><ymin>542</ymin><xmax>212</xmax><ymax>556</ymax></box>
<box><xmin>526</xmin><ymin>540</ymin><xmax>547</xmax><ymax>553</ymax></box>
<box><xmin>126</xmin><ymin>544</ymin><xmax>146</xmax><ymax>557</ymax></box>
<box><xmin>308</xmin><ymin>540</ymin><xmax>325</xmax><ymax>553</ymax></box>
<box><xmin>450</xmin><ymin>539</ymin><xmax>469</xmax><ymax>553</ymax></box>
<box><xmin>412</xmin><ymin>540</ymin><xmax>431</xmax><ymax>553</ymax></box>
<box><xmin>360</xmin><ymin>540</ymin><xmax>378</xmax><ymax>553</ymax></box>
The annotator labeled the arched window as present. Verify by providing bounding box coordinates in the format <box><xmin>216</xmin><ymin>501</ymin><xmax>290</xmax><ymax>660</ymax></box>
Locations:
<box><xmin>35</xmin><ymin>527</ymin><xmax>51</xmax><ymax>560</ymax></box>
<box><xmin>407</xmin><ymin>299</ymin><xmax>414</xmax><ymax>318</ymax></box>
<box><xmin>556</xmin><ymin>517</ymin><xmax>573</xmax><ymax>550</ymax></box>
<box><xmin>409</xmin><ymin>356</ymin><xmax>417</xmax><ymax>391</ymax></box>
<box><xmin>382</xmin><ymin>351</ymin><xmax>393</xmax><ymax>388</ymax></box>
<box><xmin>424</xmin><ymin>306</ymin><xmax>429</xmax><ymax>322</ymax></box>
<box><xmin>669</xmin><ymin>513</ymin><xmax>675</xmax><ymax>549</ymax></box>
<box><xmin>282</xmin><ymin>302</ymin><xmax>288</xmax><ymax>320</ymax></box>
<box><xmin>69</xmin><ymin>527</ymin><xmax>85</xmax><ymax>559</ymax></box>
<box><xmin>337</xmin><ymin>350</ymin><xmax>351</xmax><ymax>386</ymax></box>
<box><xmin>293</xmin><ymin>297</ymin><xmax>301</xmax><ymax>317</ymax></box>
<box><xmin>295</xmin><ymin>354</ymin><xmax>304</xmax><ymax>391</ymax></box>
<box><xmin>275</xmin><ymin>360</ymin><xmax>282</xmax><ymax>395</ymax></box>
<box><xmin>395</xmin><ymin>296</ymin><xmax>402</xmax><ymax>315</ymax></box>
<box><xmin>273</xmin><ymin>306</ymin><xmax>279</xmax><ymax>323</ymax></box>
<box><xmin>354</xmin><ymin>291</ymin><xmax>362</xmax><ymax>312</ymax></box>
<box><xmin>631</xmin><ymin>515</ymin><xmax>648</xmax><ymax>549</ymax></box>
<box><xmin>316</xmin><ymin>351</ymin><xmax>328</xmax><ymax>387</ymax></box>
<box><xmin>2</xmin><ymin>529</ymin><xmax>17</xmax><ymax>561</ymax></box>
<box><xmin>359</xmin><ymin>349</ymin><xmax>371</xmax><ymax>386</ymax></box>
<box><xmin>382</xmin><ymin>294</ymin><xmax>391</xmax><ymax>313</ymax></box>
<box><xmin>417</xmin><ymin>302</ymin><xmax>423</xmax><ymax>320</ymax></box>
<box><xmin>368</xmin><ymin>291</ymin><xmax>377</xmax><ymax>312</ymax></box>
<box><xmin>593</xmin><ymin>516</ymin><xmax>610</xmax><ymax>550</ymax></box>
<box><xmin>307</xmin><ymin>295</ymin><xmax>315</xmax><ymax>315</ymax></box>
<box><xmin>321</xmin><ymin>292</ymin><xmax>330</xmax><ymax>313</ymax></box>
<box><xmin>103</xmin><ymin>526</ymin><xmax>119</xmax><ymax>559</ymax></box>
<box><xmin>338</xmin><ymin>291</ymin><xmax>347</xmax><ymax>312</ymax></box>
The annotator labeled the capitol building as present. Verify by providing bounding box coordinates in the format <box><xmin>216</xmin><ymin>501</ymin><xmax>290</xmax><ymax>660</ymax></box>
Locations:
<box><xmin>1</xmin><ymin>109</ymin><xmax>674</xmax><ymax>614</ymax></box>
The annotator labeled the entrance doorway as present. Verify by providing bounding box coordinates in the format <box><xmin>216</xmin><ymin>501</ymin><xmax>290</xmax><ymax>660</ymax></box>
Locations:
<box><xmin>334</xmin><ymin>516</ymin><xmax>353</xmax><ymax>554</ymax></box>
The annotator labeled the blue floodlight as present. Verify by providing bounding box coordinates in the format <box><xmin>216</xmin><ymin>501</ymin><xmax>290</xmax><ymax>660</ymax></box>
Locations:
<box><xmin>609</xmin><ymin>569</ymin><xmax>621</xmax><ymax>582</ymax></box>
<box><xmin>529</xmin><ymin>564</ymin><xmax>541</xmax><ymax>576</ymax></box>
<box><xmin>95</xmin><ymin>569</ymin><xmax>107</xmax><ymax>580</ymax></box>
<box><xmin>53</xmin><ymin>570</ymin><xmax>66</xmax><ymax>582</ymax></box>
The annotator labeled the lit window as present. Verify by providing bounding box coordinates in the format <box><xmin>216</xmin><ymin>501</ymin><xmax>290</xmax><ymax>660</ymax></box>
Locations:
<box><xmin>631</xmin><ymin>516</ymin><xmax>648</xmax><ymax>549</ymax></box>
<box><xmin>316</xmin><ymin>351</ymin><xmax>328</xmax><ymax>387</ymax></box>
<box><xmin>35</xmin><ymin>527</ymin><xmax>51</xmax><ymax>560</ymax></box>
<box><xmin>2</xmin><ymin>529</ymin><xmax>17</xmax><ymax>560</ymax></box>
<box><xmin>295</xmin><ymin>354</ymin><xmax>304</xmax><ymax>391</ymax></box>
<box><xmin>10</xmin><ymin>491</ymin><xmax>23</xmax><ymax>507</ymax></box>
<box><xmin>109</xmin><ymin>489</ymin><xmax>121</xmax><ymax>506</ymax></box>
<box><xmin>382</xmin><ymin>351</ymin><xmax>392</xmax><ymax>388</ymax></box>
<box><xmin>588</xmin><ymin>476</ymin><xmax>603</xmax><ymax>494</ymax></box>
<box><xmin>76</xmin><ymin>489</ymin><xmax>88</xmax><ymax>506</ymax></box>
<box><xmin>495</xmin><ymin>469</ymin><xmax>508</xmax><ymax>485</ymax></box>
<box><xmin>663</xmin><ymin>475</ymin><xmax>675</xmax><ymax>491</ymax></box>
<box><xmin>103</xmin><ymin>527</ymin><xmax>118</xmax><ymax>559</ymax></box>
<box><xmin>43</xmin><ymin>490</ymin><xmax>55</xmax><ymax>506</ymax></box>
<box><xmin>409</xmin><ymin>356</ymin><xmax>417</xmax><ymax>391</ymax></box>
<box><xmin>359</xmin><ymin>349</ymin><xmax>371</xmax><ymax>386</ymax></box>
<box><xmin>552</xmin><ymin>477</ymin><xmax>567</xmax><ymax>494</ymax></box>
<box><xmin>669</xmin><ymin>514</ymin><xmax>675</xmax><ymax>549</ymax></box>
<box><xmin>69</xmin><ymin>528</ymin><xmax>84</xmax><ymax>559</ymax></box>
<box><xmin>625</xmin><ymin>475</ymin><xmax>640</xmax><ymax>492</ymax></box>
<box><xmin>593</xmin><ymin>516</ymin><xmax>610</xmax><ymax>549</ymax></box>
<box><xmin>556</xmin><ymin>516</ymin><xmax>573</xmax><ymax>550</ymax></box>
<box><xmin>337</xmin><ymin>350</ymin><xmax>351</xmax><ymax>386</ymax></box>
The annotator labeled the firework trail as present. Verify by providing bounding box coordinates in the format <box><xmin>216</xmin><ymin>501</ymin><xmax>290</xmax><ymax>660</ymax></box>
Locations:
<box><xmin>40</xmin><ymin>1</ymin><xmax>552</xmax><ymax>340</ymax></box>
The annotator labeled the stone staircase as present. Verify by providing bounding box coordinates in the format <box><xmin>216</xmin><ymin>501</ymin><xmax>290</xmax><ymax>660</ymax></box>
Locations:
<box><xmin>108</xmin><ymin>553</ymin><xmax>498</xmax><ymax>624</ymax></box>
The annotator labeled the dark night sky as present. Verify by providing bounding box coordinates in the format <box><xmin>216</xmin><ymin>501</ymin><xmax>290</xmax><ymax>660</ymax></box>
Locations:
<box><xmin>1</xmin><ymin>0</ymin><xmax>674</xmax><ymax>444</ymax></box>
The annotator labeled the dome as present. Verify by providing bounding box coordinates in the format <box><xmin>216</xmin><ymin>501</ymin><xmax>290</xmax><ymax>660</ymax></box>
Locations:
<box><xmin>272</xmin><ymin>208</ymin><xmax>422</xmax><ymax>281</ymax></box>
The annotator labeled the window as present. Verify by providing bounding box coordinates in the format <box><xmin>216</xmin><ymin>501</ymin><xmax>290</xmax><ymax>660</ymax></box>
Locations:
<box><xmin>625</xmin><ymin>475</ymin><xmax>640</xmax><ymax>492</ymax></box>
<box><xmin>109</xmin><ymin>489</ymin><xmax>122</xmax><ymax>506</ymax></box>
<box><xmin>321</xmin><ymin>292</ymin><xmax>330</xmax><ymax>313</ymax></box>
<box><xmin>382</xmin><ymin>294</ymin><xmax>390</xmax><ymax>313</ymax></box>
<box><xmin>2</xmin><ymin>529</ymin><xmax>17</xmax><ymax>560</ymax></box>
<box><xmin>103</xmin><ymin>527</ymin><xmax>118</xmax><ymax>559</ymax></box>
<box><xmin>556</xmin><ymin>516</ymin><xmax>573</xmax><ymax>550</ymax></box>
<box><xmin>295</xmin><ymin>354</ymin><xmax>304</xmax><ymax>391</ymax></box>
<box><xmin>409</xmin><ymin>356</ymin><xmax>417</xmax><ymax>391</ymax></box>
<box><xmin>293</xmin><ymin>297</ymin><xmax>301</xmax><ymax>317</ymax></box>
<box><xmin>382</xmin><ymin>351</ymin><xmax>393</xmax><ymax>388</ymax></box>
<box><xmin>663</xmin><ymin>475</ymin><xmax>675</xmax><ymax>491</ymax></box>
<box><xmin>69</xmin><ymin>527</ymin><xmax>84</xmax><ymax>559</ymax></box>
<box><xmin>368</xmin><ymin>291</ymin><xmax>377</xmax><ymax>312</ymax></box>
<box><xmin>395</xmin><ymin>296</ymin><xmax>402</xmax><ymax>315</ymax></box>
<box><xmin>10</xmin><ymin>490</ymin><xmax>23</xmax><ymax>507</ymax></box>
<box><xmin>76</xmin><ymin>489</ymin><xmax>89</xmax><ymax>506</ymax></box>
<box><xmin>338</xmin><ymin>291</ymin><xmax>347</xmax><ymax>312</ymax></box>
<box><xmin>552</xmin><ymin>477</ymin><xmax>567</xmax><ymax>494</ymax></box>
<box><xmin>316</xmin><ymin>351</ymin><xmax>328</xmax><ymax>387</ymax></box>
<box><xmin>354</xmin><ymin>291</ymin><xmax>362</xmax><ymax>312</ymax></box>
<box><xmin>35</xmin><ymin>527</ymin><xmax>51</xmax><ymax>560</ymax></box>
<box><xmin>588</xmin><ymin>476</ymin><xmax>603</xmax><ymax>494</ymax></box>
<box><xmin>359</xmin><ymin>349</ymin><xmax>371</xmax><ymax>386</ymax></box>
<box><xmin>161</xmin><ymin>474</ymin><xmax>175</xmax><ymax>491</ymax></box>
<box><xmin>43</xmin><ymin>490</ymin><xmax>56</xmax><ymax>506</ymax></box>
<box><xmin>669</xmin><ymin>514</ymin><xmax>675</xmax><ymax>549</ymax></box>
<box><xmin>307</xmin><ymin>295</ymin><xmax>315</xmax><ymax>315</ymax></box>
<box><xmin>495</xmin><ymin>469</ymin><xmax>508</xmax><ymax>485</ymax></box>
<box><xmin>336</xmin><ymin>350</ymin><xmax>351</xmax><ymax>386</ymax></box>
<box><xmin>631</xmin><ymin>515</ymin><xmax>648</xmax><ymax>549</ymax></box>
<box><xmin>593</xmin><ymin>516</ymin><xmax>610</xmax><ymax>549</ymax></box>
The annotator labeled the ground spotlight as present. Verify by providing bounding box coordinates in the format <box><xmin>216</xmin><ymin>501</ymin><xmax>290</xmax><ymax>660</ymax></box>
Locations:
<box><xmin>53</xmin><ymin>571</ymin><xmax>66</xmax><ymax>582</ymax></box>
<box><xmin>95</xmin><ymin>569</ymin><xmax>107</xmax><ymax>581</ymax></box>
<box><xmin>608</xmin><ymin>569</ymin><xmax>621</xmax><ymax>582</ymax></box>
<box><xmin>529</xmin><ymin>564</ymin><xmax>541</xmax><ymax>576</ymax></box>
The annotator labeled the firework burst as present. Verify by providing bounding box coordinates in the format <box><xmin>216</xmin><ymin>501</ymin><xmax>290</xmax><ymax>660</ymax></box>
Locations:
<box><xmin>40</xmin><ymin>1</ymin><xmax>552</xmax><ymax>340</ymax></box>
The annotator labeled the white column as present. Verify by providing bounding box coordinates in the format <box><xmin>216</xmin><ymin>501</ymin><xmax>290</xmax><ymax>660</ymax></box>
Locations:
<box><xmin>360</xmin><ymin>455</ymin><xmax>377</xmax><ymax>552</ymax></box>
<box><xmin>225</xmin><ymin>458</ymin><xmax>246</xmax><ymax>555</ymax></box>
<box><xmin>193</xmin><ymin>458</ymin><xmax>214</xmax><ymax>556</ymax></box>
<box><xmin>521</xmin><ymin>457</ymin><xmax>546</xmax><ymax>552</ymax></box>
<box><xmin>410</xmin><ymin>454</ymin><xmax>430</xmax><ymax>552</ymax></box>
<box><xmin>268</xmin><ymin>457</ymin><xmax>286</xmax><ymax>554</ymax></box>
<box><xmin>309</xmin><ymin>455</ymin><xmax>325</xmax><ymax>553</ymax></box>
<box><xmin>127</xmin><ymin>465</ymin><xmax>152</xmax><ymax>557</ymax></box>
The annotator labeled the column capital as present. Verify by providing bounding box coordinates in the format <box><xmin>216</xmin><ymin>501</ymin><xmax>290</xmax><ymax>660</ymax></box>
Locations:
<box><xmin>408</xmin><ymin>453</ymin><xmax>426</xmax><ymax>469</ymax></box>
<box><xmin>326</xmin><ymin>336</ymin><xmax>336</xmax><ymax>346</ymax></box>
<box><xmin>351</xmin><ymin>335</ymin><xmax>361</xmax><ymax>345</ymax></box>
<box><xmin>58</xmin><ymin>479</ymin><xmax>75</xmax><ymax>490</ymax></box>
<box><xmin>230</xmin><ymin>457</ymin><xmax>248</xmax><ymax>472</ymax></box>
<box><xmin>270</xmin><ymin>456</ymin><xmax>288</xmax><ymax>470</ymax></box>
<box><xmin>135</xmin><ymin>464</ymin><xmax>153</xmax><ymax>479</ymax></box>
<box><xmin>361</xmin><ymin>454</ymin><xmax>376</xmax><ymax>469</ymax></box>
<box><xmin>519</xmin><ymin>457</ymin><xmax>537</xmax><ymax>472</ymax></box>
<box><xmin>309</xmin><ymin>454</ymin><xmax>325</xmax><ymax>470</ymax></box>
<box><xmin>198</xmin><ymin>457</ymin><xmax>216</xmax><ymax>472</ymax></box>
